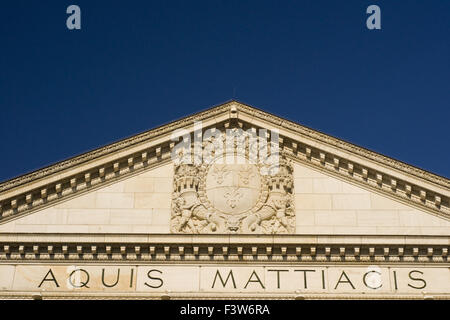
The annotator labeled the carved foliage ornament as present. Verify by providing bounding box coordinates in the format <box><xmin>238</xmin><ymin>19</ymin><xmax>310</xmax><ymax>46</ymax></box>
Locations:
<box><xmin>170</xmin><ymin>132</ymin><xmax>295</xmax><ymax>234</ymax></box>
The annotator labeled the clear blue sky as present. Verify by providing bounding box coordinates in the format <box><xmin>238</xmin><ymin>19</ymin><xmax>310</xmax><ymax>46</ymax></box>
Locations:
<box><xmin>0</xmin><ymin>0</ymin><xmax>449</xmax><ymax>181</ymax></box>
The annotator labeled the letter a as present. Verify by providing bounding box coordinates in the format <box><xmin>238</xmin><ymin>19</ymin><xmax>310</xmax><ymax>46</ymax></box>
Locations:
<box><xmin>38</xmin><ymin>269</ymin><xmax>60</xmax><ymax>288</ymax></box>
<box><xmin>66</xmin><ymin>5</ymin><xmax>81</xmax><ymax>30</ymax></box>
<box><xmin>366</xmin><ymin>5</ymin><xmax>381</xmax><ymax>30</ymax></box>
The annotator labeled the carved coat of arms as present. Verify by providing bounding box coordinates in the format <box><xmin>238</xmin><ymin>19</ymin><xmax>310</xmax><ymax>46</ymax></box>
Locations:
<box><xmin>170</xmin><ymin>152</ymin><xmax>295</xmax><ymax>234</ymax></box>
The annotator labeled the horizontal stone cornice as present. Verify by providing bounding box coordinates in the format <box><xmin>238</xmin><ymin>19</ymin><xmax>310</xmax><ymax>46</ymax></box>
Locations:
<box><xmin>1</xmin><ymin>292</ymin><xmax>449</xmax><ymax>300</ymax></box>
<box><xmin>0</xmin><ymin>233</ymin><xmax>448</xmax><ymax>264</ymax></box>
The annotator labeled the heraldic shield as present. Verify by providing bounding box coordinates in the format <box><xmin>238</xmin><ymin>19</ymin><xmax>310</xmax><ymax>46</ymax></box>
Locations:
<box><xmin>171</xmin><ymin>153</ymin><xmax>295</xmax><ymax>234</ymax></box>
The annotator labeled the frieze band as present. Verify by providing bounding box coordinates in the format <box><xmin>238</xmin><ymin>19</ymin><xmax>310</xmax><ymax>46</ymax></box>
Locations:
<box><xmin>0</xmin><ymin>243</ymin><xmax>448</xmax><ymax>263</ymax></box>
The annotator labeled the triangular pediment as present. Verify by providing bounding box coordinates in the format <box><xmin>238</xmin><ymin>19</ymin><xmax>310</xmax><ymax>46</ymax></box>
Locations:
<box><xmin>0</xmin><ymin>100</ymin><xmax>449</xmax><ymax>231</ymax></box>
<box><xmin>2</xmin><ymin>159</ymin><xmax>448</xmax><ymax>236</ymax></box>
<box><xmin>1</xmin><ymin>100</ymin><xmax>449</xmax><ymax>300</ymax></box>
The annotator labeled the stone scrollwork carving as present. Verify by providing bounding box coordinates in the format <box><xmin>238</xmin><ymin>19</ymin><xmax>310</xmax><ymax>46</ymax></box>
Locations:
<box><xmin>171</xmin><ymin>150</ymin><xmax>295</xmax><ymax>234</ymax></box>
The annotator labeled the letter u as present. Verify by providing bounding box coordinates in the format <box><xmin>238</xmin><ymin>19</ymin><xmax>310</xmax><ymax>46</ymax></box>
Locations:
<box><xmin>102</xmin><ymin>268</ymin><xmax>120</xmax><ymax>288</ymax></box>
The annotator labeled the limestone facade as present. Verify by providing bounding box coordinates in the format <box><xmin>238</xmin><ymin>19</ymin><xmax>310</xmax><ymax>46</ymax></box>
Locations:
<box><xmin>0</xmin><ymin>101</ymin><xmax>448</xmax><ymax>299</ymax></box>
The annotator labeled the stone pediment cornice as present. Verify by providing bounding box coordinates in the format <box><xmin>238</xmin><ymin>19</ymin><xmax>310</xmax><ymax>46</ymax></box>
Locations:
<box><xmin>239</xmin><ymin>104</ymin><xmax>449</xmax><ymax>189</ymax></box>
<box><xmin>0</xmin><ymin>100</ymin><xmax>448</xmax><ymax>223</ymax></box>
<box><xmin>0</xmin><ymin>101</ymin><xmax>233</xmax><ymax>193</ymax></box>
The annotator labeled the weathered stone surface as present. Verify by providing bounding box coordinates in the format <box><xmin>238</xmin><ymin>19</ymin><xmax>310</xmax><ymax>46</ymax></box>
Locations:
<box><xmin>0</xmin><ymin>101</ymin><xmax>449</xmax><ymax>299</ymax></box>
<box><xmin>1</xmin><ymin>264</ymin><xmax>448</xmax><ymax>295</ymax></box>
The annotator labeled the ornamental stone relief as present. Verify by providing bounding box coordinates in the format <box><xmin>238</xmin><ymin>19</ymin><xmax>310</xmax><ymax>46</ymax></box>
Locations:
<box><xmin>170</xmin><ymin>131</ymin><xmax>295</xmax><ymax>234</ymax></box>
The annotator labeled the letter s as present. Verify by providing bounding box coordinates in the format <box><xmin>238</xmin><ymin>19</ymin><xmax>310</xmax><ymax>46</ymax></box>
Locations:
<box><xmin>408</xmin><ymin>270</ymin><xmax>426</xmax><ymax>289</ymax></box>
<box><xmin>145</xmin><ymin>269</ymin><xmax>163</xmax><ymax>288</ymax></box>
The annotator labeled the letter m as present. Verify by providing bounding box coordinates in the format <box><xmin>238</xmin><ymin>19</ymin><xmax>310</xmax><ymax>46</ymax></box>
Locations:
<box><xmin>212</xmin><ymin>270</ymin><xmax>236</xmax><ymax>288</ymax></box>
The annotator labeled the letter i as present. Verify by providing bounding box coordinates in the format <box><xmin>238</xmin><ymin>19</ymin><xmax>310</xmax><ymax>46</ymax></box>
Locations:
<box><xmin>321</xmin><ymin>270</ymin><xmax>326</xmax><ymax>289</ymax></box>
<box><xmin>393</xmin><ymin>270</ymin><xmax>398</xmax><ymax>290</ymax></box>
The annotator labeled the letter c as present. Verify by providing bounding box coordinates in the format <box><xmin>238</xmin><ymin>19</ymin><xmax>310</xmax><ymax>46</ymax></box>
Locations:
<box><xmin>363</xmin><ymin>270</ymin><xmax>382</xmax><ymax>289</ymax></box>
